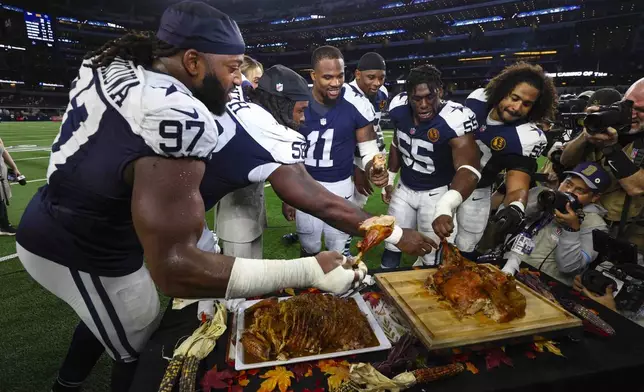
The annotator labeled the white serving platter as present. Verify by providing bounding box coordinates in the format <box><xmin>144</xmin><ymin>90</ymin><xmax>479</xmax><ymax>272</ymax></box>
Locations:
<box><xmin>234</xmin><ymin>293</ymin><xmax>392</xmax><ymax>371</ymax></box>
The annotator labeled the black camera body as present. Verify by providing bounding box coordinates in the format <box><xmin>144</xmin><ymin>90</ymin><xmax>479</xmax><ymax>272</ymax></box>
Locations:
<box><xmin>584</xmin><ymin>99</ymin><xmax>633</xmax><ymax>135</ymax></box>
<box><xmin>581</xmin><ymin>270</ymin><xmax>616</xmax><ymax>296</ymax></box>
<box><xmin>7</xmin><ymin>172</ymin><xmax>27</xmax><ymax>186</ymax></box>
<box><xmin>537</xmin><ymin>189</ymin><xmax>582</xmax><ymax>214</ymax></box>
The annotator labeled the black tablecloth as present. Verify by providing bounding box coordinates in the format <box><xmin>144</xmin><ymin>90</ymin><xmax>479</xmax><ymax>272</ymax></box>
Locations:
<box><xmin>131</xmin><ymin>266</ymin><xmax>644</xmax><ymax>392</ymax></box>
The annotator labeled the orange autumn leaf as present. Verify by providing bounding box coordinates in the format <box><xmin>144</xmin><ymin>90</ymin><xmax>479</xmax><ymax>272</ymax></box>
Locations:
<box><xmin>323</xmin><ymin>364</ymin><xmax>350</xmax><ymax>391</ymax></box>
<box><xmin>247</xmin><ymin>369</ymin><xmax>261</xmax><ymax>376</ymax></box>
<box><xmin>317</xmin><ymin>359</ymin><xmax>349</xmax><ymax>373</ymax></box>
<box><xmin>259</xmin><ymin>366</ymin><xmax>294</xmax><ymax>392</ymax></box>
<box><xmin>465</xmin><ymin>362</ymin><xmax>479</xmax><ymax>375</ymax></box>
<box><xmin>285</xmin><ymin>288</ymin><xmax>295</xmax><ymax>296</ymax></box>
<box><xmin>239</xmin><ymin>378</ymin><xmax>250</xmax><ymax>387</ymax></box>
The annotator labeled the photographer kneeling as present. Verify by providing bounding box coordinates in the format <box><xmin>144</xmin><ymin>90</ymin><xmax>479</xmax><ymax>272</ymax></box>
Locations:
<box><xmin>502</xmin><ymin>162</ymin><xmax>611</xmax><ymax>286</ymax></box>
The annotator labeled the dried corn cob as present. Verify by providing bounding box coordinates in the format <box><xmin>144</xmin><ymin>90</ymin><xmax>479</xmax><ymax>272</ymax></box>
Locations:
<box><xmin>159</xmin><ymin>303</ymin><xmax>227</xmax><ymax>392</ymax></box>
<box><xmin>516</xmin><ymin>270</ymin><xmax>557</xmax><ymax>303</ymax></box>
<box><xmin>560</xmin><ymin>299</ymin><xmax>615</xmax><ymax>336</ymax></box>
<box><xmin>179</xmin><ymin>355</ymin><xmax>200</xmax><ymax>392</ymax></box>
<box><xmin>411</xmin><ymin>363</ymin><xmax>465</xmax><ymax>383</ymax></box>
<box><xmin>158</xmin><ymin>354</ymin><xmax>185</xmax><ymax>392</ymax></box>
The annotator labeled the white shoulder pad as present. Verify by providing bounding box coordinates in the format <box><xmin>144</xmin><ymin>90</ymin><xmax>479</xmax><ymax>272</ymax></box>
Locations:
<box><xmin>388</xmin><ymin>92</ymin><xmax>408</xmax><ymax>112</ymax></box>
<box><xmin>439</xmin><ymin>100</ymin><xmax>479</xmax><ymax>137</ymax></box>
<box><xmin>342</xmin><ymin>84</ymin><xmax>376</xmax><ymax>122</ymax></box>
<box><xmin>516</xmin><ymin>122</ymin><xmax>547</xmax><ymax>157</ymax></box>
<box><xmin>467</xmin><ymin>88</ymin><xmax>488</xmax><ymax>103</ymax></box>
<box><xmin>379</xmin><ymin>85</ymin><xmax>389</xmax><ymax>98</ymax></box>
<box><xmin>231</xmin><ymin>102</ymin><xmax>306</xmax><ymax>164</ymax></box>
<box><xmin>137</xmin><ymin>70</ymin><xmax>217</xmax><ymax>159</ymax></box>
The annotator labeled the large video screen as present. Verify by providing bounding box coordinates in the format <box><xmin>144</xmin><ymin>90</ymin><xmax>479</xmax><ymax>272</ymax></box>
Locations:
<box><xmin>24</xmin><ymin>11</ymin><xmax>54</xmax><ymax>43</ymax></box>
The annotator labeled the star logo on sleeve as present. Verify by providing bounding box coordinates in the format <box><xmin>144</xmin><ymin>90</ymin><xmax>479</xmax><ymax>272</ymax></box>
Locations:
<box><xmin>450</xmin><ymin>105</ymin><xmax>465</xmax><ymax>113</ymax></box>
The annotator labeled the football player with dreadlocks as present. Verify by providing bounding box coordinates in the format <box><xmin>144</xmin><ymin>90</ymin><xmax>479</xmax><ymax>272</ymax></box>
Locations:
<box><xmin>381</xmin><ymin>64</ymin><xmax>481</xmax><ymax>268</ymax></box>
<box><xmin>15</xmin><ymin>3</ymin><xmax>365</xmax><ymax>391</ymax></box>
<box><xmin>455</xmin><ymin>62</ymin><xmax>554</xmax><ymax>257</ymax></box>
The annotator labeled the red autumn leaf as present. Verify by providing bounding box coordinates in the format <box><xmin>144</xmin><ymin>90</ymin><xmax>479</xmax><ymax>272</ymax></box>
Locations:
<box><xmin>247</xmin><ymin>369</ymin><xmax>261</xmax><ymax>376</ymax></box>
<box><xmin>307</xmin><ymin>287</ymin><xmax>321</xmax><ymax>294</ymax></box>
<box><xmin>484</xmin><ymin>348</ymin><xmax>513</xmax><ymax>370</ymax></box>
<box><xmin>525</xmin><ymin>351</ymin><xmax>537</xmax><ymax>360</ymax></box>
<box><xmin>202</xmin><ymin>366</ymin><xmax>238</xmax><ymax>391</ymax></box>
<box><xmin>230</xmin><ymin>386</ymin><xmax>243</xmax><ymax>392</ymax></box>
<box><xmin>362</xmin><ymin>292</ymin><xmax>381</xmax><ymax>308</ymax></box>
<box><xmin>452</xmin><ymin>353</ymin><xmax>471</xmax><ymax>363</ymax></box>
<box><xmin>290</xmin><ymin>363</ymin><xmax>313</xmax><ymax>381</ymax></box>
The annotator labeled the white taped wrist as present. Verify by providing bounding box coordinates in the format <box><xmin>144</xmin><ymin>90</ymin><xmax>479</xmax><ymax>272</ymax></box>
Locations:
<box><xmin>384</xmin><ymin>225</ymin><xmax>403</xmax><ymax>245</ymax></box>
<box><xmin>387</xmin><ymin>170</ymin><xmax>397</xmax><ymax>186</ymax></box>
<box><xmin>225</xmin><ymin>257</ymin><xmax>356</xmax><ymax>299</ymax></box>
<box><xmin>458</xmin><ymin>165</ymin><xmax>481</xmax><ymax>182</ymax></box>
<box><xmin>358</xmin><ymin>140</ymin><xmax>380</xmax><ymax>170</ymax></box>
<box><xmin>509</xmin><ymin>201</ymin><xmax>525</xmax><ymax>213</ymax></box>
<box><xmin>501</xmin><ymin>253</ymin><xmax>521</xmax><ymax>275</ymax></box>
<box><xmin>433</xmin><ymin>189</ymin><xmax>463</xmax><ymax>219</ymax></box>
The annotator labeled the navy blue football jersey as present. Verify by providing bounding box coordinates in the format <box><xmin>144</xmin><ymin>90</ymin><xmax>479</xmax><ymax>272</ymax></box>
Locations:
<box><xmin>16</xmin><ymin>58</ymin><xmax>219</xmax><ymax>276</ymax></box>
<box><xmin>389</xmin><ymin>93</ymin><xmax>478</xmax><ymax>191</ymax></box>
<box><xmin>465</xmin><ymin>88</ymin><xmax>547</xmax><ymax>187</ymax></box>
<box><xmin>348</xmin><ymin>81</ymin><xmax>388</xmax><ymax>151</ymax></box>
<box><xmin>200</xmin><ymin>90</ymin><xmax>306</xmax><ymax>210</ymax></box>
<box><xmin>301</xmin><ymin>84</ymin><xmax>375</xmax><ymax>182</ymax></box>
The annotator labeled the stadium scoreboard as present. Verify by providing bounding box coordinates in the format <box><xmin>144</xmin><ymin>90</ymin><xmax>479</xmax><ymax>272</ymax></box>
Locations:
<box><xmin>24</xmin><ymin>11</ymin><xmax>54</xmax><ymax>43</ymax></box>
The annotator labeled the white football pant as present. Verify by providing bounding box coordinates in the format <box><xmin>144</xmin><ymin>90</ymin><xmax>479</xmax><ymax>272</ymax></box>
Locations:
<box><xmin>454</xmin><ymin>186</ymin><xmax>492</xmax><ymax>252</ymax></box>
<box><xmin>296</xmin><ymin>176</ymin><xmax>354</xmax><ymax>254</ymax></box>
<box><xmin>385</xmin><ymin>182</ymin><xmax>457</xmax><ymax>266</ymax></box>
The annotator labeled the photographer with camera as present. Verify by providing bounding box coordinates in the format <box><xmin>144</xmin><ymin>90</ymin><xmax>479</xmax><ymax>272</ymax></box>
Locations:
<box><xmin>501</xmin><ymin>162</ymin><xmax>610</xmax><ymax>286</ymax></box>
<box><xmin>0</xmin><ymin>137</ymin><xmax>23</xmax><ymax>235</ymax></box>
<box><xmin>560</xmin><ymin>80</ymin><xmax>644</xmax><ymax>251</ymax></box>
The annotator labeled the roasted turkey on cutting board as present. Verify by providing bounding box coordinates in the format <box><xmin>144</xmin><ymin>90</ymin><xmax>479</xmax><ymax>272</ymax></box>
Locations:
<box><xmin>426</xmin><ymin>241</ymin><xmax>527</xmax><ymax>323</ymax></box>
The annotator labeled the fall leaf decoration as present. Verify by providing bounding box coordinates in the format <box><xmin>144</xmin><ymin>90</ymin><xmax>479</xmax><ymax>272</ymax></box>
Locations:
<box><xmin>525</xmin><ymin>351</ymin><xmax>537</xmax><ymax>360</ymax></box>
<box><xmin>362</xmin><ymin>292</ymin><xmax>381</xmax><ymax>308</ymax></box>
<box><xmin>290</xmin><ymin>363</ymin><xmax>314</xmax><ymax>381</ymax></box>
<box><xmin>285</xmin><ymin>288</ymin><xmax>296</xmax><ymax>296</ymax></box>
<box><xmin>484</xmin><ymin>347</ymin><xmax>514</xmax><ymax>370</ymax></box>
<box><xmin>533</xmin><ymin>341</ymin><xmax>565</xmax><ymax>357</ymax></box>
<box><xmin>201</xmin><ymin>365</ymin><xmax>237</xmax><ymax>390</ymax></box>
<box><xmin>318</xmin><ymin>359</ymin><xmax>351</xmax><ymax>391</ymax></box>
<box><xmin>465</xmin><ymin>362</ymin><xmax>479</xmax><ymax>374</ymax></box>
<box><xmin>259</xmin><ymin>366</ymin><xmax>294</xmax><ymax>392</ymax></box>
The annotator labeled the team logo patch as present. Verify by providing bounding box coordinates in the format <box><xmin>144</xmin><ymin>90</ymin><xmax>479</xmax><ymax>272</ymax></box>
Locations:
<box><xmin>276</xmin><ymin>83</ymin><xmax>283</xmax><ymax>92</ymax></box>
<box><xmin>582</xmin><ymin>165</ymin><xmax>598</xmax><ymax>176</ymax></box>
<box><xmin>555</xmin><ymin>227</ymin><xmax>563</xmax><ymax>236</ymax></box>
<box><xmin>409</xmin><ymin>127</ymin><xmax>416</xmax><ymax>135</ymax></box>
<box><xmin>427</xmin><ymin>128</ymin><xmax>440</xmax><ymax>142</ymax></box>
<box><xmin>379</xmin><ymin>100</ymin><xmax>386</xmax><ymax>111</ymax></box>
<box><xmin>491</xmin><ymin>136</ymin><xmax>506</xmax><ymax>151</ymax></box>
<box><xmin>320</xmin><ymin>118</ymin><xmax>327</xmax><ymax>126</ymax></box>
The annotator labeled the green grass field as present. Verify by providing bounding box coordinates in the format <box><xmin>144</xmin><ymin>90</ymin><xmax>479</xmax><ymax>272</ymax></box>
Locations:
<box><xmin>0</xmin><ymin>121</ymin><xmax>410</xmax><ymax>392</ymax></box>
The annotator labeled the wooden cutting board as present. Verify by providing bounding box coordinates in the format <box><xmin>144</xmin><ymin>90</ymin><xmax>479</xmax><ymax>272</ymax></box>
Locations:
<box><xmin>375</xmin><ymin>266</ymin><xmax>582</xmax><ymax>350</ymax></box>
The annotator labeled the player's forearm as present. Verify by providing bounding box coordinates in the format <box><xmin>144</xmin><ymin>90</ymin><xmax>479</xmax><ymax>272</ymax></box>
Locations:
<box><xmin>387</xmin><ymin>144</ymin><xmax>401</xmax><ymax>172</ymax></box>
<box><xmin>2</xmin><ymin>150</ymin><xmax>18</xmax><ymax>172</ymax></box>
<box><xmin>559</xmin><ymin>132</ymin><xmax>588</xmax><ymax>168</ymax></box>
<box><xmin>148</xmin><ymin>245</ymin><xmax>235</xmax><ymax>298</ymax></box>
<box><xmin>617</xmin><ymin>168</ymin><xmax>644</xmax><ymax>196</ymax></box>
<box><xmin>306</xmin><ymin>194</ymin><xmax>371</xmax><ymax>236</ymax></box>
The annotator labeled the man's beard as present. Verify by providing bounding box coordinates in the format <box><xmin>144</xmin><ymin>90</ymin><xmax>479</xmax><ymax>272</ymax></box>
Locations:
<box><xmin>192</xmin><ymin>73</ymin><xmax>229</xmax><ymax>115</ymax></box>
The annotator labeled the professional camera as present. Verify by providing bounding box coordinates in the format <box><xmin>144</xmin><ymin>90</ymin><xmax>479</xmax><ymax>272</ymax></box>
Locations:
<box><xmin>537</xmin><ymin>189</ymin><xmax>582</xmax><ymax>214</ymax></box>
<box><xmin>584</xmin><ymin>230</ymin><xmax>644</xmax><ymax>314</ymax></box>
<box><xmin>7</xmin><ymin>170</ymin><xmax>26</xmax><ymax>186</ymax></box>
<box><xmin>584</xmin><ymin>99</ymin><xmax>633</xmax><ymax>135</ymax></box>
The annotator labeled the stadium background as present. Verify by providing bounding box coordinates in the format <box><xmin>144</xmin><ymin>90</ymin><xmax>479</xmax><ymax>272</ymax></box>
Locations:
<box><xmin>0</xmin><ymin>0</ymin><xmax>642</xmax><ymax>390</ymax></box>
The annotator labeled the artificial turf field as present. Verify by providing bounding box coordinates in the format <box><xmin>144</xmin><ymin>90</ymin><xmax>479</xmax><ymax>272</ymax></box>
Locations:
<box><xmin>0</xmin><ymin>121</ymin><xmax>413</xmax><ymax>392</ymax></box>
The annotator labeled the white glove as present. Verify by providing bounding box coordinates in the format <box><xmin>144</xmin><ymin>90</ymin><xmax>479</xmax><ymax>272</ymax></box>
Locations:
<box><xmin>502</xmin><ymin>253</ymin><xmax>522</xmax><ymax>276</ymax></box>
